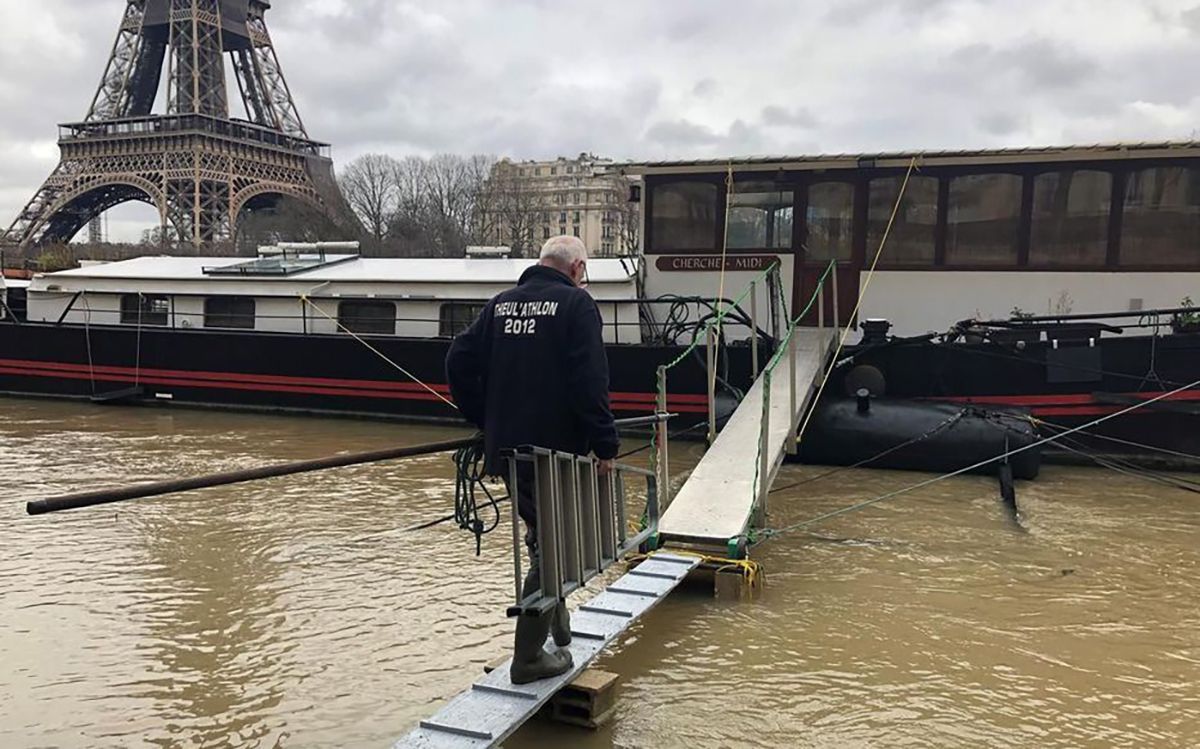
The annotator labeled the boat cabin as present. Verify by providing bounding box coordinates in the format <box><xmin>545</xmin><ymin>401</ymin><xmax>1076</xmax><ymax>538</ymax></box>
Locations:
<box><xmin>24</xmin><ymin>245</ymin><xmax>644</xmax><ymax>344</ymax></box>
<box><xmin>623</xmin><ymin>141</ymin><xmax>1200</xmax><ymax>336</ymax></box>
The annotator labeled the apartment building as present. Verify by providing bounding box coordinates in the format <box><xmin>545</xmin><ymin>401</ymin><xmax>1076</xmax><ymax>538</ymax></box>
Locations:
<box><xmin>486</xmin><ymin>153</ymin><xmax>638</xmax><ymax>257</ymax></box>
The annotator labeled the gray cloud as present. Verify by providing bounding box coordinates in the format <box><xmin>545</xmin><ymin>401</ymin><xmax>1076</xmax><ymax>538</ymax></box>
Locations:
<box><xmin>1</xmin><ymin>0</ymin><xmax>1197</xmax><ymax>240</ymax></box>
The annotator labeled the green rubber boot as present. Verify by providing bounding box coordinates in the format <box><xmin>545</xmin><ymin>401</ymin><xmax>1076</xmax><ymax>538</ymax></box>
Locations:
<box><xmin>551</xmin><ymin>601</ymin><xmax>572</xmax><ymax>647</ymax></box>
<box><xmin>510</xmin><ymin>612</ymin><xmax>573</xmax><ymax>685</ymax></box>
<box><xmin>521</xmin><ymin>565</ymin><xmax>572</xmax><ymax>647</ymax></box>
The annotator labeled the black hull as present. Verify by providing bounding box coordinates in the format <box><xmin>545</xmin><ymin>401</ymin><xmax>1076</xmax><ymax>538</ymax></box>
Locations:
<box><xmin>0</xmin><ymin>322</ymin><xmax>754</xmax><ymax>429</ymax></box>
<box><xmin>831</xmin><ymin>332</ymin><xmax>1200</xmax><ymax>463</ymax></box>
<box><xmin>2</xmin><ymin>321</ymin><xmax>1196</xmax><ymax>468</ymax></box>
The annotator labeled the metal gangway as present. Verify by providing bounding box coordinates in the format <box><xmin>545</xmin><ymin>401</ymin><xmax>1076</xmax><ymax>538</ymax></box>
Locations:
<box><xmin>653</xmin><ymin>260</ymin><xmax>839</xmax><ymax>556</ymax></box>
<box><xmin>396</xmin><ymin>446</ymin><xmax>698</xmax><ymax>748</ymax></box>
<box><xmin>396</xmin><ymin>261</ymin><xmax>840</xmax><ymax>748</ymax></box>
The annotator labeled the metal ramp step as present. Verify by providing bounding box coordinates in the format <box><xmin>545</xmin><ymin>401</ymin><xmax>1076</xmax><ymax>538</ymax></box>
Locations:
<box><xmin>393</xmin><ymin>553</ymin><xmax>700</xmax><ymax>749</ymax></box>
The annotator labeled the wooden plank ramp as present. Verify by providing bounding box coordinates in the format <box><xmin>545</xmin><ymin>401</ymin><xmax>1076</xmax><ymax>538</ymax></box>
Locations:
<box><xmin>658</xmin><ymin>328</ymin><xmax>835</xmax><ymax>552</ymax></box>
<box><xmin>393</xmin><ymin>552</ymin><xmax>700</xmax><ymax>749</ymax></box>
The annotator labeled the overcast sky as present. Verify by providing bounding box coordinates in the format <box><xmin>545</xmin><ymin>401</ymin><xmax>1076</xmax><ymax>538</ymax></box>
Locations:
<box><xmin>3</xmin><ymin>0</ymin><xmax>1199</xmax><ymax>241</ymax></box>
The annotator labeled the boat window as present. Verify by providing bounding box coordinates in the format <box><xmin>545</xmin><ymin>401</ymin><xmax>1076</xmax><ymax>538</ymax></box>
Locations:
<box><xmin>1120</xmin><ymin>166</ymin><xmax>1200</xmax><ymax>266</ymax></box>
<box><xmin>1029</xmin><ymin>169</ymin><xmax>1111</xmax><ymax>266</ymax></box>
<box><xmin>946</xmin><ymin>173</ymin><xmax>1022</xmax><ymax>266</ymax></box>
<box><xmin>649</xmin><ymin>181</ymin><xmax>718</xmax><ymax>252</ymax></box>
<box><xmin>727</xmin><ymin>182</ymin><xmax>793</xmax><ymax>250</ymax></box>
<box><xmin>337</xmin><ymin>300</ymin><xmax>396</xmax><ymax>335</ymax></box>
<box><xmin>119</xmin><ymin>294</ymin><xmax>169</xmax><ymax>326</ymax></box>
<box><xmin>867</xmin><ymin>175</ymin><xmax>938</xmax><ymax>265</ymax></box>
<box><xmin>439</xmin><ymin>303</ymin><xmax>486</xmax><ymax>337</ymax></box>
<box><xmin>805</xmin><ymin>182</ymin><xmax>854</xmax><ymax>261</ymax></box>
<box><xmin>203</xmin><ymin>296</ymin><xmax>256</xmax><ymax>329</ymax></box>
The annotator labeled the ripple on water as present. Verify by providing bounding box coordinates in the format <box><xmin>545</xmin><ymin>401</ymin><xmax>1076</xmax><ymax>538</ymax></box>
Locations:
<box><xmin>2</xmin><ymin>400</ymin><xmax>1199</xmax><ymax>748</ymax></box>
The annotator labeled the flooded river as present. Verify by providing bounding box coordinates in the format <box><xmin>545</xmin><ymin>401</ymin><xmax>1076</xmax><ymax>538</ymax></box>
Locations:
<box><xmin>1</xmin><ymin>398</ymin><xmax>1197</xmax><ymax>748</ymax></box>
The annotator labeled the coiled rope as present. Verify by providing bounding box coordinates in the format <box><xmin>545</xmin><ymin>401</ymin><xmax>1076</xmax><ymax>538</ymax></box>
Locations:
<box><xmin>451</xmin><ymin>438</ymin><xmax>506</xmax><ymax>555</ymax></box>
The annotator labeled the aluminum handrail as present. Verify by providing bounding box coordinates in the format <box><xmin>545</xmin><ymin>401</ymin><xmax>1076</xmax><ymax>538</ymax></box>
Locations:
<box><xmin>504</xmin><ymin>446</ymin><xmax>659</xmax><ymax>618</ymax></box>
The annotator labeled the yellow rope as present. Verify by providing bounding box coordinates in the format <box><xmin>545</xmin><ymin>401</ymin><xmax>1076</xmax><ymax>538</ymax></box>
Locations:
<box><xmin>630</xmin><ymin>549</ymin><xmax>765</xmax><ymax>589</ymax></box>
<box><xmin>300</xmin><ymin>295</ymin><xmax>458</xmax><ymax>409</ymax></box>
<box><xmin>795</xmin><ymin>156</ymin><xmax>919</xmax><ymax>446</ymax></box>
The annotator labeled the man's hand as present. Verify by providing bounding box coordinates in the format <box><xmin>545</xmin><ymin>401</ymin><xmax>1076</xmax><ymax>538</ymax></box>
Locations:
<box><xmin>596</xmin><ymin>458</ymin><xmax>614</xmax><ymax>476</ymax></box>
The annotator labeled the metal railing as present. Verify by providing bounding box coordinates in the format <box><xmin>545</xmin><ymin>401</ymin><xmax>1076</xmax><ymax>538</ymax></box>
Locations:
<box><xmin>505</xmin><ymin>446</ymin><xmax>660</xmax><ymax>617</ymax></box>
<box><xmin>33</xmin><ymin>289</ymin><xmax>766</xmax><ymax>347</ymax></box>
<box><xmin>750</xmin><ymin>260</ymin><xmax>839</xmax><ymax>526</ymax></box>
<box><xmin>654</xmin><ymin>260</ymin><xmax>787</xmax><ymax>505</ymax></box>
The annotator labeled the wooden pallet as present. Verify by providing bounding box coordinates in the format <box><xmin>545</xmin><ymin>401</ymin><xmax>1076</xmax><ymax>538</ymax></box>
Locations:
<box><xmin>482</xmin><ymin>660</ymin><xmax>619</xmax><ymax>729</ymax></box>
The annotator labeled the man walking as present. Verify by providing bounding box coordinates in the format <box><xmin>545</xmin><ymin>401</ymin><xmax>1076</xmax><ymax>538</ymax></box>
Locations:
<box><xmin>446</xmin><ymin>235</ymin><xmax>619</xmax><ymax>684</ymax></box>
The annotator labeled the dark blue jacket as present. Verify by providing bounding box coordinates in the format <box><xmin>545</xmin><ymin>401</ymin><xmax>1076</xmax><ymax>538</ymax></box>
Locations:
<box><xmin>446</xmin><ymin>265</ymin><xmax>620</xmax><ymax>479</ymax></box>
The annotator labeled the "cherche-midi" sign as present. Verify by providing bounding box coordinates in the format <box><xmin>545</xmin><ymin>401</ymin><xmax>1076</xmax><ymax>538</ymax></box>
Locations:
<box><xmin>655</xmin><ymin>255</ymin><xmax>780</xmax><ymax>272</ymax></box>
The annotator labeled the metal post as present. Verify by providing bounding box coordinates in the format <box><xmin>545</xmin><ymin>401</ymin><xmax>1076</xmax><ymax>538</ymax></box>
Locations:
<box><xmin>655</xmin><ymin>365</ymin><xmax>671</xmax><ymax>509</ymax></box>
<box><xmin>787</xmin><ymin>330</ymin><xmax>798</xmax><ymax>456</ymax></box>
<box><xmin>831</xmin><ymin>260</ymin><xmax>840</xmax><ymax>334</ymax></box>
<box><xmin>705</xmin><ymin>324</ymin><xmax>717</xmax><ymax>445</ymax></box>
<box><xmin>579</xmin><ymin>458</ymin><xmax>601</xmax><ymax>575</ymax></box>
<box><xmin>535</xmin><ymin>451</ymin><xmax>562</xmax><ymax>603</ymax></box>
<box><xmin>817</xmin><ymin>274</ymin><xmax>825</xmax><ymax>333</ymax></box>
<box><xmin>615</xmin><ymin>470</ymin><xmax>628</xmax><ymax>547</ymax></box>
<box><xmin>756</xmin><ymin>375</ymin><xmax>771</xmax><ymax>527</ymax></box>
<box><xmin>597</xmin><ymin>470</ymin><xmax>616</xmax><ymax>564</ymax></box>
<box><xmin>750</xmin><ymin>280</ymin><xmax>759</xmax><ymax>378</ymax></box>
<box><xmin>508</xmin><ymin>456</ymin><xmax>524</xmax><ymax>606</ymax></box>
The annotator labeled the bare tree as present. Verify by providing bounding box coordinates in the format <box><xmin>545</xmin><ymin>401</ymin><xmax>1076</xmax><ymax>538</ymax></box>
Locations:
<box><xmin>479</xmin><ymin>161</ymin><xmax>546</xmax><ymax>258</ymax></box>
<box><xmin>338</xmin><ymin>153</ymin><xmax>400</xmax><ymax>247</ymax></box>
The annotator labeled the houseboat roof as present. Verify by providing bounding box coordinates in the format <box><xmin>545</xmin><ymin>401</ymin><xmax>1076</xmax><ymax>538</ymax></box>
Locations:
<box><xmin>38</xmin><ymin>255</ymin><xmax>640</xmax><ymax>285</ymax></box>
<box><xmin>618</xmin><ymin>139</ymin><xmax>1200</xmax><ymax>175</ymax></box>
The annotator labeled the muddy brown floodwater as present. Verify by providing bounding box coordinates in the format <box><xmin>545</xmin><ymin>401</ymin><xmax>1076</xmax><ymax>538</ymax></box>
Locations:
<box><xmin>1</xmin><ymin>398</ymin><xmax>1198</xmax><ymax>748</ymax></box>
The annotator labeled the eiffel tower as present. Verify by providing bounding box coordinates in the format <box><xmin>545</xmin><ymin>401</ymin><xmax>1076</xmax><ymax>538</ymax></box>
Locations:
<box><xmin>4</xmin><ymin>0</ymin><xmax>353</xmax><ymax>249</ymax></box>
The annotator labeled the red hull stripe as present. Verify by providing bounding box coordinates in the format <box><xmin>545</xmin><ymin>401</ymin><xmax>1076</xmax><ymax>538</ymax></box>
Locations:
<box><xmin>928</xmin><ymin>391</ymin><xmax>1200</xmax><ymax>407</ymax></box>
<box><xmin>929</xmin><ymin>390</ymin><xmax>1200</xmax><ymax>418</ymax></box>
<box><xmin>0</xmin><ymin>358</ymin><xmax>710</xmax><ymax>414</ymax></box>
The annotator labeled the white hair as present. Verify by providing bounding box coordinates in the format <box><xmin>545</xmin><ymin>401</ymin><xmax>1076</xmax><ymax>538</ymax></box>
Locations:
<box><xmin>539</xmin><ymin>235</ymin><xmax>588</xmax><ymax>271</ymax></box>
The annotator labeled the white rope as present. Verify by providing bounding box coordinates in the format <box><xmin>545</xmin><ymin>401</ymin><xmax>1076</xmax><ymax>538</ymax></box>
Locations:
<box><xmin>81</xmin><ymin>292</ymin><xmax>96</xmax><ymax>396</ymax></box>
<box><xmin>300</xmin><ymin>295</ymin><xmax>458</xmax><ymax>409</ymax></box>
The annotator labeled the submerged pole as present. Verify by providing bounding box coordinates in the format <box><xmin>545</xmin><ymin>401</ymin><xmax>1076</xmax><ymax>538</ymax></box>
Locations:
<box><xmin>27</xmin><ymin>436</ymin><xmax>477</xmax><ymax>516</ymax></box>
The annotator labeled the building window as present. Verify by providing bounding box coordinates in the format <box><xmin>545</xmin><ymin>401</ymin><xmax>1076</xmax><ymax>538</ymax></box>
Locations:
<box><xmin>573</xmin><ymin>226</ymin><xmax>580</xmax><ymax>237</ymax></box>
<box><xmin>438</xmin><ymin>302</ymin><xmax>485</xmax><ymax>337</ymax></box>
<box><xmin>567</xmin><ymin>166</ymin><xmax>575</xmax><ymax>174</ymax></box>
<box><xmin>203</xmin><ymin>296</ymin><xmax>256</xmax><ymax>329</ymax></box>
<box><xmin>946</xmin><ymin>173</ymin><xmax>1022</xmax><ymax>266</ymax></box>
<box><xmin>728</xmin><ymin>181</ymin><xmax>793</xmax><ymax>250</ymax></box>
<box><xmin>1030</xmin><ymin>169</ymin><xmax>1111</xmax><ymax>266</ymax></box>
<box><xmin>1121</xmin><ymin>166</ymin><xmax>1200</xmax><ymax>267</ymax></box>
<box><xmin>574</xmin><ymin>211</ymin><xmax>581</xmax><ymax>223</ymax></box>
<box><xmin>550</xmin><ymin>167</ymin><xmax>557</xmax><ymax>175</ymax></box>
<box><xmin>559</xmin><ymin>211</ymin><xmax>567</xmax><ymax>223</ymax></box>
<box><xmin>805</xmin><ymin>182</ymin><xmax>854</xmax><ymax>261</ymax></box>
<box><xmin>868</xmin><ymin>175</ymin><xmax>938</xmax><ymax>265</ymax></box>
<box><xmin>650</xmin><ymin>181</ymin><xmax>718</xmax><ymax>252</ymax></box>
<box><xmin>120</xmin><ymin>294</ymin><xmax>169</xmax><ymax>326</ymax></box>
<box><xmin>543</xmin><ymin>226</ymin><xmax>551</xmax><ymax>239</ymax></box>
<box><xmin>337</xmin><ymin>300</ymin><xmax>395</xmax><ymax>335</ymax></box>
